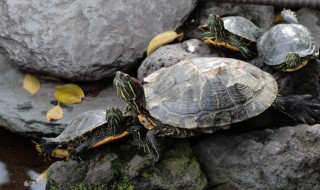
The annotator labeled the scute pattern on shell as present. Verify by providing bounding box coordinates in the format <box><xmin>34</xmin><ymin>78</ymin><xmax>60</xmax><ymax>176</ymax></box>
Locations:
<box><xmin>257</xmin><ymin>24</ymin><xmax>315</xmax><ymax>66</ymax></box>
<box><xmin>52</xmin><ymin>110</ymin><xmax>106</xmax><ymax>142</ymax></box>
<box><xmin>223</xmin><ymin>16</ymin><xmax>260</xmax><ymax>42</ymax></box>
<box><xmin>143</xmin><ymin>57</ymin><xmax>278</xmax><ymax>130</ymax></box>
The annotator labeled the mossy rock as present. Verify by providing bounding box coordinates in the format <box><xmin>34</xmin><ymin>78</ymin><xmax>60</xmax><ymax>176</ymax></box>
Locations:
<box><xmin>46</xmin><ymin>139</ymin><xmax>207</xmax><ymax>190</ymax></box>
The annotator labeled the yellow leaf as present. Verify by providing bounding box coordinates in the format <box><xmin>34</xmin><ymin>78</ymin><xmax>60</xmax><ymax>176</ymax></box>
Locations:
<box><xmin>46</xmin><ymin>105</ymin><xmax>63</xmax><ymax>121</ymax></box>
<box><xmin>147</xmin><ymin>31</ymin><xmax>180</xmax><ymax>56</ymax></box>
<box><xmin>23</xmin><ymin>73</ymin><xmax>40</xmax><ymax>95</ymax></box>
<box><xmin>54</xmin><ymin>83</ymin><xmax>84</xmax><ymax>104</ymax></box>
<box><xmin>176</xmin><ymin>32</ymin><xmax>184</xmax><ymax>42</ymax></box>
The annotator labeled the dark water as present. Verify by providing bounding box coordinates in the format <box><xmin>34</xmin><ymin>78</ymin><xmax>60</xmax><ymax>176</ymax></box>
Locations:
<box><xmin>0</xmin><ymin>127</ymin><xmax>56</xmax><ymax>190</ymax></box>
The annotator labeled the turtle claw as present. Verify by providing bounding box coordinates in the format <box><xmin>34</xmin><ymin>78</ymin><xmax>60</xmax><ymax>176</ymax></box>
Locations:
<box><xmin>145</xmin><ymin>153</ymin><xmax>159</xmax><ymax>165</ymax></box>
<box><xmin>127</xmin><ymin>125</ymin><xmax>151</xmax><ymax>153</ymax></box>
<box><xmin>69</xmin><ymin>150</ymin><xmax>84</xmax><ymax>162</ymax></box>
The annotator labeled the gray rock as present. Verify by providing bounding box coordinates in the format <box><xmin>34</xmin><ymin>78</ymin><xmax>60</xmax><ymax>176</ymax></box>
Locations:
<box><xmin>46</xmin><ymin>160</ymin><xmax>89</xmax><ymax>190</ymax></box>
<box><xmin>182</xmin><ymin>1</ymin><xmax>274</xmax><ymax>40</ymax></box>
<box><xmin>137</xmin><ymin>39</ymin><xmax>216</xmax><ymax>81</ymax></box>
<box><xmin>297</xmin><ymin>8</ymin><xmax>320</xmax><ymax>50</ymax></box>
<box><xmin>46</xmin><ymin>140</ymin><xmax>207</xmax><ymax>190</ymax></box>
<box><xmin>0</xmin><ymin>0</ymin><xmax>196</xmax><ymax>81</ymax></box>
<box><xmin>194</xmin><ymin>124</ymin><xmax>320</xmax><ymax>190</ymax></box>
<box><xmin>0</xmin><ymin>53</ymin><xmax>125</xmax><ymax>138</ymax></box>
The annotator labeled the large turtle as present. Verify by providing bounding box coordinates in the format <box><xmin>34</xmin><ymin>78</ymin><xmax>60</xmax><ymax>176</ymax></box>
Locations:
<box><xmin>40</xmin><ymin>107</ymin><xmax>145</xmax><ymax>160</ymax></box>
<box><xmin>199</xmin><ymin>14</ymin><xmax>263</xmax><ymax>59</ymax></box>
<box><xmin>114</xmin><ymin>57</ymin><xmax>320</xmax><ymax>163</ymax></box>
<box><xmin>257</xmin><ymin>9</ymin><xmax>318</xmax><ymax>72</ymax></box>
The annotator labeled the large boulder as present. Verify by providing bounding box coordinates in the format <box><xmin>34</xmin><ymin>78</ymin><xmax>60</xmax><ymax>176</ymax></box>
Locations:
<box><xmin>194</xmin><ymin>124</ymin><xmax>320</xmax><ymax>190</ymax></box>
<box><xmin>0</xmin><ymin>0</ymin><xmax>197</xmax><ymax>81</ymax></box>
<box><xmin>0</xmin><ymin>53</ymin><xmax>125</xmax><ymax>139</ymax></box>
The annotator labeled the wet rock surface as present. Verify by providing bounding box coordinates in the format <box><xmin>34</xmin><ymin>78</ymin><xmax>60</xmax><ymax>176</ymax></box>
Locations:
<box><xmin>0</xmin><ymin>0</ymin><xmax>196</xmax><ymax>81</ymax></box>
<box><xmin>194</xmin><ymin>124</ymin><xmax>320</xmax><ymax>190</ymax></box>
<box><xmin>0</xmin><ymin>53</ymin><xmax>125</xmax><ymax>139</ymax></box>
<box><xmin>46</xmin><ymin>140</ymin><xmax>207</xmax><ymax>190</ymax></box>
<box><xmin>0</xmin><ymin>127</ymin><xmax>55</xmax><ymax>190</ymax></box>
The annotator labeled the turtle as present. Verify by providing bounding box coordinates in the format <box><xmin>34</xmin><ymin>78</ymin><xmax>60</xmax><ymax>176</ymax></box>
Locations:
<box><xmin>199</xmin><ymin>14</ymin><xmax>263</xmax><ymax>59</ymax></box>
<box><xmin>257</xmin><ymin>9</ymin><xmax>318</xmax><ymax>72</ymax></box>
<box><xmin>40</xmin><ymin>107</ymin><xmax>146</xmax><ymax>160</ymax></box>
<box><xmin>113</xmin><ymin>57</ymin><xmax>320</xmax><ymax>163</ymax></box>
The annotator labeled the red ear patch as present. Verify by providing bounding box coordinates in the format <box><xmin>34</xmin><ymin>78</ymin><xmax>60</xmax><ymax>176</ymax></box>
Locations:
<box><xmin>132</xmin><ymin>78</ymin><xmax>142</xmax><ymax>86</ymax></box>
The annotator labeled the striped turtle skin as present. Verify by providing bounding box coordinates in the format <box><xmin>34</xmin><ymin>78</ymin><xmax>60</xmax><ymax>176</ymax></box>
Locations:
<box><xmin>143</xmin><ymin>57</ymin><xmax>278</xmax><ymax>131</ymax></box>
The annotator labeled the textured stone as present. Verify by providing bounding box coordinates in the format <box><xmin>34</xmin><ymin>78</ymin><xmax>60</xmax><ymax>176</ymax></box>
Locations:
<box><xmin>297</xmin><ymin>8</ymin><xmax>320</xmax><ymax>50</ymax></box>
<box><xmin>137</xmin><ymin>39</ymin><xmax>216</xmax><ymax>81</ymax></box>
<box><xmin>46</xmin><ymin>140</ymin><xmax>207</xmax><ymax>190</ymax></box>
<box><xmin>194</xmin><ymin>124</ymin><xmax>320</xmax><ymax>190</ymax></box>
<box><xmin>182</xmin><ymin>1</ymin><xmax>274</xmax><ymax>40</ymax></box>
<box><xmin>0</xmin><ymin>53</ymin><xmax>125</xmax><ymax>139</ymax></box>
<box><xmin>0</xmin><ymin>0</ymin><xmax>196</xmax><ymax>81</ymax></box>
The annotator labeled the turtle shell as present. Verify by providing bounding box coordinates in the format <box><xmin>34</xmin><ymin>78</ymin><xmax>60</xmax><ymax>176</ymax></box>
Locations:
<box><xmin>257</xmin><ymin>24</ymin><xmax>315</xmax><ymax>66</ymax></box>
<box><xmin>52</xmin><ymin>110</ymin><xmax>106</xmax><ymax>143</ymax></box>
<box><xmin>143</xmin><ymin>57</ymin><xmax>278</xmax><ymax>130</ymax></box>
<box><xmin>223</xmin><ymin>16</ymin><xmax>261</xmax><ymax>42</ymax></box>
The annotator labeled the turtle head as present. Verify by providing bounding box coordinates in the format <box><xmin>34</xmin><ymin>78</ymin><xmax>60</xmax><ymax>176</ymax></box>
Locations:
<box><xmin>206</xmin><ymin>14</ymin><xmax>227</xmax><ymax>41</ymax></box>
<box><xmin>277</xmin><ymin>52</ymin><xmax>308</xmax><ymax>72</ymax></box>
<box><xmin>207</xmin><ymin>14</ymin><xmax>224</xmax><ymax>33</ymax></box>
<box><xmin>285</xmin><ymin>52</ymin><xmax>301</xmax><ymax>69</ymax></box>
<box><xmin>113</xmin><ymin>71</ymin><xmax>146</xmax><ymax>113</ymax></box>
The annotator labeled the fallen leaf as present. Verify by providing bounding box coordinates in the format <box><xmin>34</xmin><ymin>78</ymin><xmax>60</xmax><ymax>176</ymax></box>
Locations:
<box><xmin>46</xmin><ymin>104</ymin><xmax>63</xmax><ymax>121</ymax></box>
<box><xmin>176</xmin><ymin>32</ymin><xmax>184</xmax><ymax>42</ymax></box>
<box><xmin>147</xmin><ymin>31</ymin><xmax>183</xmax><ymax>56</ymax></box>
<box><xmin>54</xmin><ymin>84</ymin><xmax>85</xmax><ymax>104</ymax></box>
<box><xmin>23</xmin><ymin>73</ymin><xmax>40</xmax><ymax>95</ymax></box>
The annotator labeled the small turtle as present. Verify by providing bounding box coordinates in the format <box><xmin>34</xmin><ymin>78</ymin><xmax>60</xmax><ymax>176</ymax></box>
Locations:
<box><xmin>40</xmin><ymin>107</ymin><xmax>145</xmax><ymax>160</ymax></box>
<box><xmin>199</xmin><ymin>14</ymin><xmax>263</xmax><ymax>59</ymax></box>
<box><xmin>114</xmin><ymin>57</ymin><xmax>320</xmax><ymax>163</ymax></box>
<box><xmin>257</xmin><ymin>9</ymin><xmax>318</xmax><ymax>72</ymax></box>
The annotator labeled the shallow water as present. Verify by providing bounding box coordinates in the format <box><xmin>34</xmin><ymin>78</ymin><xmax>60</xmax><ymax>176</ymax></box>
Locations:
<box><xmin>0</xmin><ymin>127</ymin><xmax>55</xmax><ymax>190</ymax></box>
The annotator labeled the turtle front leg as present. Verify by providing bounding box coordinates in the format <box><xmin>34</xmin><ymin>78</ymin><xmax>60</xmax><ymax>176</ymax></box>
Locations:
<box><xmin>146</xmin><ymin>125</ymin><xmax>201</xmax><ymax>163</ymax></box>
<box><xmin>127</xmin><ymin>125</ymin><xmax>150</xmax><ymax>153</ymax></box>
<box><xmin>272</xmin><ymin>94</ymin><xmax>320</xmax><ymax>124</ymax></box>
<box><xmin>228</xmin><ymin>35</ymin><xmax>255</xmax><ymax>59</ymax></box>
<box><xmin>69</xmin><ymin>142</ymin><xmax>91</xmax><ymax>161</ymax></box>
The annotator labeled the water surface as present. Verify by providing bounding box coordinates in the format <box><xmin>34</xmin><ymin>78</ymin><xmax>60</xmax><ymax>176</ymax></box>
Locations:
<box><xmin>0</xmin><ymin>127</ymin><xmax>55</xmax><ymax>190</ymax></box>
